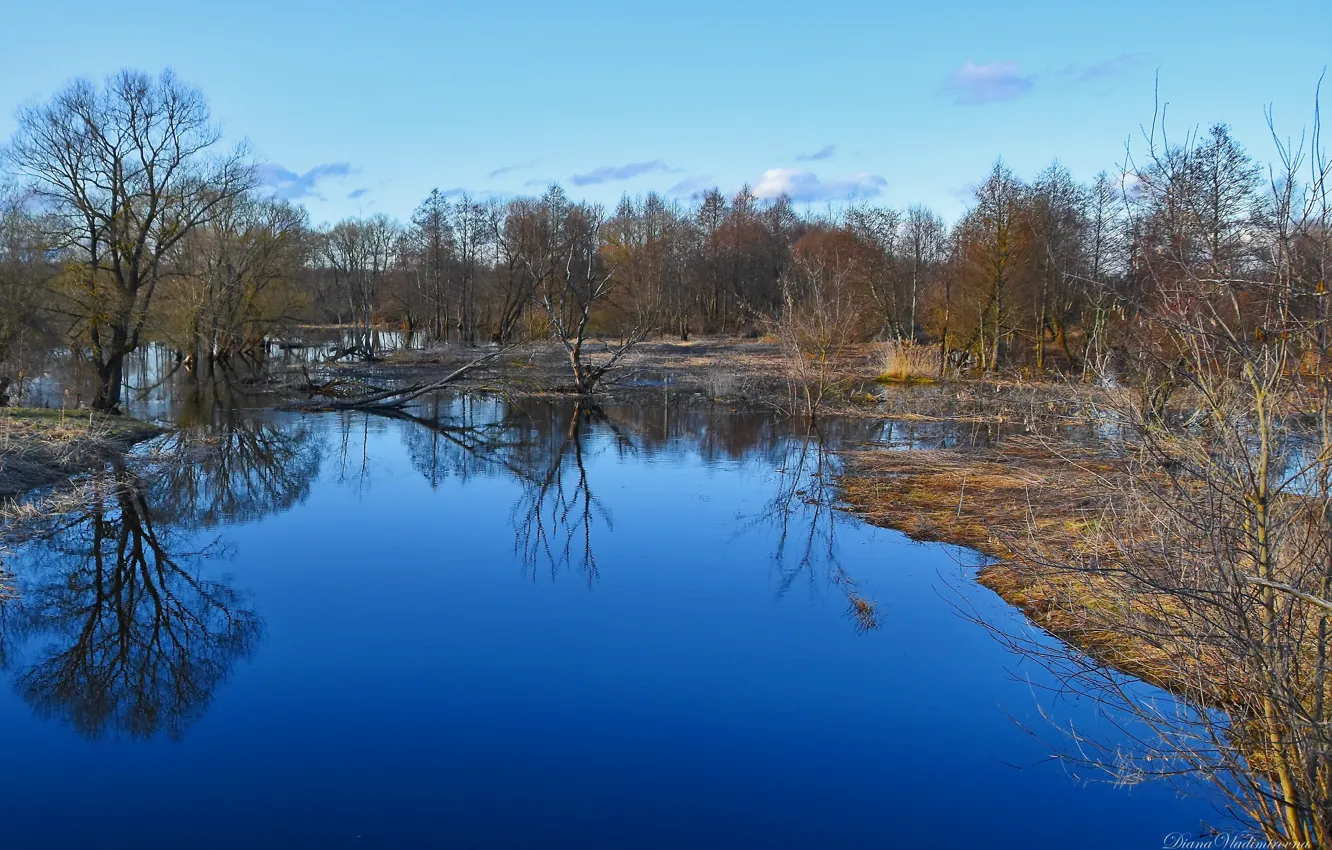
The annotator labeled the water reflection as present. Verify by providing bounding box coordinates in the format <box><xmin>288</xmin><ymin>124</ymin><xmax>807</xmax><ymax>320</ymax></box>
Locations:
<box><xmin>0</xmin><ymin>401</ymin><xmax>324</xmax><ymax>740</ymax></box>
<box><xmin>762</xmin><ymin>432</ymin><xmax>880</xmax><ymax>632</ymax></box>
<box><xmin>389</xmin><ymin>395</ymin><xmax>886</xmax><ymax>618</ymax></box>
<box><xmin>154</xmin><ymin>415</ymin><xmax>323</xmax><ymax>526</ymax></box>
<box><xmin>3</xmin><ymin>473</ymin><xmax>261</xmax><ymax>740</ymax></box>
<box><xmin>511</xmin><ymin>403</ymin><xmax>616</xmax><ymax>584</ymax></box>
<box><xmin>0</xmin><ymin>382</ymin><xmax>1216</xmax><ymax>844</ymax></box>
<box><xmin>0</xmin><ymin>384</ymin><xmax>1067</xmax><ymax>745</ymax></box>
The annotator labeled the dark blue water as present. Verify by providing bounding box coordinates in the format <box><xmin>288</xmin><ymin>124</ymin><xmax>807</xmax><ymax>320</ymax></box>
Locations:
<box><xmin>0</xmin><ymin>394</ymin><xmax>1216</xmax><ymax>848</ymax></box>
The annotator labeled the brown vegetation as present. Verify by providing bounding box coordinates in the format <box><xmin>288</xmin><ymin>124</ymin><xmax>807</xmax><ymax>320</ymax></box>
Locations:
<box><xmin>0</xmin><ymin>408</ymin><xmax>161</xmax><ymax>497</ymax></box>
<box><xmin>838</xmin><ymin>439</ymin><xmax>1196</xmax><ymax>688</ymax></box>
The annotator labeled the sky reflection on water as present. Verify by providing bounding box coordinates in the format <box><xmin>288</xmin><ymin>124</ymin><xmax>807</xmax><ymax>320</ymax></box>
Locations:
<box><xmin>0</xmin><ymin>393</ymin><xmax>1215</xmax><ymax>848</ymax></box>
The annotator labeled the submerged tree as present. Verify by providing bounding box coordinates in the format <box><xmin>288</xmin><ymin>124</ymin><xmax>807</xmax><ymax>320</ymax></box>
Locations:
<box><xmin>506</xmin><ymin>186</ymin><xmax>648</xmax><ymax>394</ymax></box>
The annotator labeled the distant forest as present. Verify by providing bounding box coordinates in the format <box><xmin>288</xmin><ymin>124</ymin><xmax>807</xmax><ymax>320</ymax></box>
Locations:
<box><xmin>0</xmin><ymin>69</ymin><xmax>1327</xmax><ymax>409</ymax></box>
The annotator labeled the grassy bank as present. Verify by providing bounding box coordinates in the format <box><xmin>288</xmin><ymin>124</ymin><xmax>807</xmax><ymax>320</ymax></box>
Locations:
<box><xmin>0</xmin><ymin>408</ymin><xmax>163</xmax><ymax>498</ymax></box>
<box><xmin>836</xmin><ymin>439</ymin><xmax>1199</xmax><ymax>692</ymax></box>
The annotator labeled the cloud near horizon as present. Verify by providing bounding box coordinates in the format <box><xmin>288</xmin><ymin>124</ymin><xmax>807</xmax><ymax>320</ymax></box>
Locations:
<box><xmin>256</xmin><ymin>162</ymin><xmax>354</xmax><ymax>200</ymax></box>
<box><xmin>752</xmin><ymin>168</ymin><xmax>886</xmax><ymax>203</ymax></box>
<box><xmin>488</xmin><ymin>160</ymin><xmax>538</xmax><ymax>179</ymax></box>
<box><xmin>1062</xmin><ymin>52</ymin><xmax>1154</xmax><ymax>82</ymax></box>
<box><xmin>943</xmin><ymin>61</ymin><xmax>1034</xmax><ymax>105</ymax></box>
<box><xmin>571</xmin><ymin>160</ymin><xmax>670</xmax><ymax>186</ymax></box>
<box><xmin>666</xmin><ymin>175</ymin><xmax>715</xmax><ymax>199</ymax></box>
<box><xmin>795</xmin><ymin>144</ymin><xmax>837</xmax><ymax>162</ymax></box>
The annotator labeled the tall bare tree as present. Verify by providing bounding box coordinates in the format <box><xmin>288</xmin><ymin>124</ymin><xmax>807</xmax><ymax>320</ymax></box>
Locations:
<box><xmin>411</xmin><ymin>189</ymin><xmax>453</xmax><ymax>342</ymax></box>
<box><xmin>6</xmin><ymin>69</ymin><xmax>253</xmax><ymax>410</ymax></box>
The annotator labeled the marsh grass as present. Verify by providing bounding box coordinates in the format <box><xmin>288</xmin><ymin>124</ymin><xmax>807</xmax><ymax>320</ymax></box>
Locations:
<box><xmin>875</xmin><ymin>340</ymin><xmax>940</xmax><ymax>385</ymax></box>
<box><xmin>0</xmin><ymin>407</ymin><xmax>161</xmax><ymax>498</ymax></box>
<box><xmin>836</xmin><ymin>440</ymin><xmax>1231</xmax><ymax>692</ymax></box>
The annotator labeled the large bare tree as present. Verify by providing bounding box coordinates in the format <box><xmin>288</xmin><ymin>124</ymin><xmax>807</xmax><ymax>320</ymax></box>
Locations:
<box><xmin>6</xmin><ymin>69</ymin><xmax>253</xmax><ymax>410</ymax></box>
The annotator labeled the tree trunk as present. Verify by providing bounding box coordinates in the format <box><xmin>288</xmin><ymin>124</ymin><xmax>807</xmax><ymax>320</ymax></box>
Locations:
<box><xmin>93</xmin><ymin>351</ymin><xmax>125</xmax><ymax>412</ymax></box>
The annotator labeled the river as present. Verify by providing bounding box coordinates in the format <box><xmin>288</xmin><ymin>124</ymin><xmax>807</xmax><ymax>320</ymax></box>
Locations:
<box><xmin>0</xmin><ymin>349</ymin><xmax>1217</xmax><ymax>848</ymax></box>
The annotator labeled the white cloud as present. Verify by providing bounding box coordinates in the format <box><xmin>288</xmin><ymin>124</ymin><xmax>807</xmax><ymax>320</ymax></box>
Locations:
<box><xmin>943</xmin><ymin>61</ymin><xmax>1034</xmax><ymax>106</ymax></box>
<box><xmin>751</xmin><ymin>169</ymin><xmax>886</xmax><ymax>202</ymax></box>
<box><xmin>795</xmin><ymin>144</ymin><xmax>837</xmax><ymax>162</ymax></box>
<box><xmin>256</xmin><ymin>162</ymin><xmax>354</xmax><ymax>200</ymax></box>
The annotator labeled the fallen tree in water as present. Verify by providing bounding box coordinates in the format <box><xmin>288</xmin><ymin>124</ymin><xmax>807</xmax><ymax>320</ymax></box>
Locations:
<box><xmin>283</xmin><ymin>347</ymin><xmax>509</xmax><ymax>411</ymax></box>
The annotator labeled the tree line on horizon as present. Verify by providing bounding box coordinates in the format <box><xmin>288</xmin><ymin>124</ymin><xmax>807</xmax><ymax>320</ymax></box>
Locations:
<box><xmin>0</xmin><ymin>68</ymin><xmax>1326</xmax><ymax>409</ymax></box>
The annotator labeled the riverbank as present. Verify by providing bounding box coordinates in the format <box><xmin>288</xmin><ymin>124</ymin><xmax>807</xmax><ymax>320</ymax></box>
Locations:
<box><xmin>835</xmin><ymin>437</ymin><xmax>1225</xmax><ymax>695</ymax></box>
<box><xmin>275</xmin><ymin>336</ymin><xmax>1105</xmax><ymax>426</ymax></box>
<box><xmin>0</xmin><ymin>407</ymin><xmax>163</xmax><ymax>498</ymax></box>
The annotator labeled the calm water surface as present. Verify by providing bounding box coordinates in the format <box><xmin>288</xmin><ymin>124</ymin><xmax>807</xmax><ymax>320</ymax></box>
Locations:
<box><xmin>0</xmin><ymin>371</ymin><xmax>1217</xmax><ymax>848</ymax></box>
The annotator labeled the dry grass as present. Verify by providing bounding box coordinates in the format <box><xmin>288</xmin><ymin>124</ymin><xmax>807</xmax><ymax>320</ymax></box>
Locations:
<box><xmin>0</xmin><ymin>407</ymin><xmax>162</xmax><ymax>498</ymax></box>
<box><xmin>837</xmin><ymin>440</ymin><xmax>1227</xmax><ymax>693</ymax></box>
<box><xmin>875</xmin><ymin>340</ymin><xmax>940</xmax><ymax>384</ymax></box>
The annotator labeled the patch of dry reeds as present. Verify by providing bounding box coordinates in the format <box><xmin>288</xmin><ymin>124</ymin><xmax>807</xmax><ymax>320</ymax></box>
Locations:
<box><xmin>875</xmin><ymin>340</ymin><xmax>940</xmax><ymax>384</ymax></box>
<box><xmin>837</xmin><ymin>439</ymin><xmax>1230</xmax><ymax>694</ymax></box>
<box><xmin>0</xmin><ymin>408</ymin><xmax>161</xmax><ymax>497</ymax></box>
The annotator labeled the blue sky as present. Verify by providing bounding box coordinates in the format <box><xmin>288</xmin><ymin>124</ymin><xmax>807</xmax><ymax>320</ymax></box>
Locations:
<box><xmin>1</xmin><ymin>0</ymin><xmax>1325</xmax><ymax>224</ymax></box>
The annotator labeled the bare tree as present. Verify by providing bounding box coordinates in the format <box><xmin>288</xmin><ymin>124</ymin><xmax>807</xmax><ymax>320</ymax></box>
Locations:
<box><xmin>957</xmin><ymin>161</ymin><xmax>1027</xmax><ymax>373</ymax></box>
<box><xmin>168</xmin><ymin>194</ymin><xmax>309</xmax><ymax>369</ymax></box>
<box><xmin>6</xmin><ymin>69</ymin><xmax>253</xmax><ymax>410</ymax></box>
<box><xmin>451</xmin><ymin>193</ymin><xmax>488</xmax><ymax>345</ymax></box>
<box><xmin>1026</xmin><ymin>162</ymin><xmax>1087</xmax><ymax>371</ymax></box>
<box><xmin>774</xmin><ymin>228</ymin><xmax>875</xmax><ymax>420</ymax></box>
<box><xmin>321</xmin><ymin>214</ymin><xmax>400</xmax><ymax>358</ymax></box>
<box><xmin>410</xmin><ymin>189</ymin><xmax>453</xmax><ymax>342</ymax></box>
<box><xmin>900</xmin><ymin>205</ymin><xmax>945</xmax><ymax>340</ymax></box>
<box><xmin>1079</xmin><ymin>171</ymin><xmax>1127</xmax><ymax>379</ymax></box>
<box><xmin>508</xmin><ymin>186</ymin><xmax>647</xmax><ymax>394</ymax></box>
<box><xmin>993</xmin><ymin>97</ymin><xmax>1332</xmax><ymax>846</ymax></box>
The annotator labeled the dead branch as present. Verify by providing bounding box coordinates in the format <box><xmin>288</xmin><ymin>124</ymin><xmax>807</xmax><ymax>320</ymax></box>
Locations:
<box><xmin>284</xmin><ymin>347</ymin><xmax>510</xmax><ymax>411</ymax></box>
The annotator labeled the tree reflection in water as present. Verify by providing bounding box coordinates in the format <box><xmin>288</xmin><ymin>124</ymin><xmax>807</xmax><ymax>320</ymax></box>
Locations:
<box><xmin>395</xmin><ymin>396</ymin><xmax>617</xmax><ymax>584</ymax></box>
<box><xmin>155</xmin><ymin>415</ymin><xmax>324</xmax><ymax>526</ymax></box>
<box><xmin>0</xmin><ymin>408</ymin><xmax>321</xmax><ymax>740</ymax></box>
<box><xmin>8</xmin><ymin>474</ymin><xmax>259</xmax><ymax>739</ymax></box>
<box><xmin>761</xmin><ymin>430</ymin><xmax>881</xmax><ymax>632</ymax></box>
<box><xmin>398</xmin><ymin>393</ymin><xmax>881</xmax><ymax>626</ymax></box>
<box><xmin>511</xmin><ymin>403</ymin><xmax>620</xmax><ymax>585</ymax></box>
